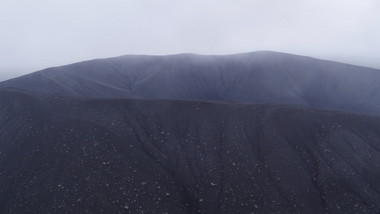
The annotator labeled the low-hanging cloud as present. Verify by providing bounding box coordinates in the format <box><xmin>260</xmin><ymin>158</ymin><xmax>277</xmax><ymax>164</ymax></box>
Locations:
<box><xmin>1</xmin><ymin>0</ymin><xmax>379</xmax><ymax>81</ymax></box>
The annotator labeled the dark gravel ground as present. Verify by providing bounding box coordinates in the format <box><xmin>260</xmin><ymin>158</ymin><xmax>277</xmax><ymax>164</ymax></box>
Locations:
<box><xmin>1</xmin><ymin>90</ymin><xmax>379</xmax><ymax>213</ymax></box>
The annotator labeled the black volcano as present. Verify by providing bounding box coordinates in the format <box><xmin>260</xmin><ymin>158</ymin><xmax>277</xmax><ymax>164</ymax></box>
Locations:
<box><xmin>1</xmin><ymin>52</ymin><xmax>380</xmax><ymax>213</ymax></box>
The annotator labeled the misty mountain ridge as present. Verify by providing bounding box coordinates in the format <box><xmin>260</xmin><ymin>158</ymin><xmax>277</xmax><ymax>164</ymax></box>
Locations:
<box><xmin>1</xmin><ymin>51</ymin><xmax>380</xmax><ymax>115</ymax></box>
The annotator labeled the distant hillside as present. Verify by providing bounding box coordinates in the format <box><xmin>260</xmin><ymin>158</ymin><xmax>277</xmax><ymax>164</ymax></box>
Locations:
<box><xmin>1</xmin><ymin>51</ymin><xmax>380</xmax><ymax>115</ymax></box>
<box><xmin>1</xmin><ymin>89</ymin><xmax>379</xmax><ymax>213</ymax></box>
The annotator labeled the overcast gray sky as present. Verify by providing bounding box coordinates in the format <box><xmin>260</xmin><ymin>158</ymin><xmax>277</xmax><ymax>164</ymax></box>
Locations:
<box><xmin>1</xmin><ymin>0</ymin><xmax>380</xmax><ymax>81</ymax></box>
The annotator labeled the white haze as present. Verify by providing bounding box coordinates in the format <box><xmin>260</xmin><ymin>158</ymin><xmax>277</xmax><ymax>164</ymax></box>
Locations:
<box><xmin>1</xmin><ymin>0</ymin><xmax>380</xmax><ymax>81</ymax></box>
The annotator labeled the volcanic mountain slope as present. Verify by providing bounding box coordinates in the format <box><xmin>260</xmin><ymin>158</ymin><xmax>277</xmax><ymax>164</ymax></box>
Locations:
<box><xmin>1</xmin><ymin>89</ymin><xmax>380</xmax><ymax>213</ymax></box>
<box><xmin>1</xmin><ymin>51</ymin><xmax>380</xmax><ymax>115</ymax></box>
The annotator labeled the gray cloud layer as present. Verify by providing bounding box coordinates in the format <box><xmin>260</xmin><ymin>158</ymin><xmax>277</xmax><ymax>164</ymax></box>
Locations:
<box><xmin>1</xmin><ymin>0</ymin><xmax>380</xmax><ymax>81</ymax></box>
